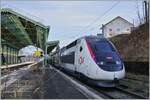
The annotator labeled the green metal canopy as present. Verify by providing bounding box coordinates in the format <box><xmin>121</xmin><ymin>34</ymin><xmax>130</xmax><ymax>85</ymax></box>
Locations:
<box><xmin>46</xmin><ymin>40</ymin><xmax>59</xmax><ymax>53</ymax></box>
<box><xmin>1</xmin><ymin>8</ymin><xmax>49</xmax><ymax>51</ymax></box>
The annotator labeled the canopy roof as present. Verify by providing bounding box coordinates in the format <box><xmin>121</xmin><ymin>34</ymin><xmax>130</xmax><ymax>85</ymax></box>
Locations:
<box><xmin>46</xmin><ymin>40</ymin><xmax>59</xmax><ymax>53</ymax></box>
<box><xmin>18</xmin><ymin>45</ymin><xmax>43</xmax><ymax>56</ymax></box>
<box><xmin>1</xmin><ymin>8</ymin><xmax>49</xmax><ymax>50</ymax></box>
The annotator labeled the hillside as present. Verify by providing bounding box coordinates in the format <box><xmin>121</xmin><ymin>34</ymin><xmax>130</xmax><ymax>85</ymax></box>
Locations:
<box><xmin>110</xmin><ymin>23</ymin><xmax>149</xmax><ymax>62</ymax></box>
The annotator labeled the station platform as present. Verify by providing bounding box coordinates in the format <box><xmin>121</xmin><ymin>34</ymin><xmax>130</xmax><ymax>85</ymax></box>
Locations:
<box><xmin>34</xmin><ymin>66</ymin><xmax>88</xmax><ymax>99</ymax></box>
<box><xmin>2</xmin><ymin>64</ymin><xmax>101</xmax><ymax>99</ymax></box>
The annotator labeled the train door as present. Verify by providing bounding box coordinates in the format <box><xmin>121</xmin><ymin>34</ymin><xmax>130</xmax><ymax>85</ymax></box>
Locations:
<box><xmin>75</xmin><ymin>39</ymin><xmax>87</xmax><ymax>74</ymax></box>
<box><xmin>75</xmin><ymin>39</ymin><xmax>81</xmax><ymax>73</ymax></box>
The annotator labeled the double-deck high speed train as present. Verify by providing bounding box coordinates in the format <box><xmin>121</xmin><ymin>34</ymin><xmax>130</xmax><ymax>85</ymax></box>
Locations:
<box><xmin>51</xmin><ymin>35</ymin><xmax>125</xmax><ymax>87</ymax></box>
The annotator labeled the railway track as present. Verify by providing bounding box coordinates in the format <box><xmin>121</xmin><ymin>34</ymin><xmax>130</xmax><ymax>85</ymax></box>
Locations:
<box><xmin>95</xmin><ymin>85</ymin><xmax>147</xmax><ymax>99</ymax></box>
<box><xmin>120</xmin><ymin>78</ymin><xmax>149</xmax><ymax>98</ymax></box>
<box><xmin>115</xmin><ymin>85</ymin><xmax>147</xmax><ymax>99</ymax></box>
<box><xmin>125</xmin><ymin>77</ymin><xmax>149</xmax><ymax>83</ymax></box>
<box><xmin>91</xmin><ymin>77</ymin><xmax>148</xmax><ymax>99</ymax></box>
<box><xmin>79</xmin><ymin>79</ymin><xmax>148</xmax><ymax>99</ymax></box>
<box><xmin>78</xmin><ymin>78</ymin><xmax>148</xmax><ymax>99</ymax></box>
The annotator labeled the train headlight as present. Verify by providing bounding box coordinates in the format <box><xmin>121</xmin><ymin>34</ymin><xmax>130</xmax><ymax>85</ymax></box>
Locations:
<box><xmin>116</xmin><ymin>61</ymin><xmax>121</xmax><ymax>65</ymax></box>
<box><xmin>97</xmin><ymin>61</ymin><xmax>104</xmax><ymax>65</ymax></box>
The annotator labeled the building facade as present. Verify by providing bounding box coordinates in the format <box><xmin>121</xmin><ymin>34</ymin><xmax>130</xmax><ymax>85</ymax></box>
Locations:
<box><xmin>101</xmin><ymin>16</ymin><xmax>134</xmax><ymax>38</ymax></box>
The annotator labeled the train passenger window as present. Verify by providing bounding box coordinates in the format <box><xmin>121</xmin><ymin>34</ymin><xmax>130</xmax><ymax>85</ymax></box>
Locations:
<box><xmin>60</xmin><ymin>52</ymin><xmax>75</xmax><ymax>64</ymax></box>
<box><xmin>80</xmin><ymin>46</ymin><xmax>83</xmax><ymax>52</ymax></box>
<box><xmin>66</xmin><ymin>40</ymin><xmax>77</xmax><ymax>49</ymax></box>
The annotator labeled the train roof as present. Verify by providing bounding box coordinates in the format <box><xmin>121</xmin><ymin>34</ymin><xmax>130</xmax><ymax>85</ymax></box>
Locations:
<box><xmin>59</xmin><ymin>35</ymin><xmax>108</xmax><ymax>51</ymax></box>
<box><xmin>78</xmin><ymin>35</ymin><xmax>108</xmax><ymax>41</ymax></box>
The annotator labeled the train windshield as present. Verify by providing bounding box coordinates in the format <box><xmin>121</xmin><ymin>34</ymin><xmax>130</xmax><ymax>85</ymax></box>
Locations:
<box><xmin>86</xmin><ymin>38</ymin><xmax>115</xmax><ymax>53</ymax></box>
<box><xmin>93</xmin><ymin>41</ymin><xmax>115</xmax><ymax>52</ymax></box>
<box><xmin>86</xmin><ymin>37</ymin><xmax>123</xmax><ymax>71</ymax></box>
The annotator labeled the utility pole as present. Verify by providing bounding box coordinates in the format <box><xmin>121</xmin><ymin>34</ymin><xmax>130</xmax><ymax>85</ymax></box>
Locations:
<box><xmin>136</xmin><ymin>1</ymin><xmax>141</xmax><ymax>24</ymax></box>
<box><xmin>144</xmin><ymin>0</ymin><xmax>149</xmax><ymax>23</ymax></box>
<box><xmin>144</xmin><ymin>0</ymin><xmax>147</xmax><ymax>23</ymax></box>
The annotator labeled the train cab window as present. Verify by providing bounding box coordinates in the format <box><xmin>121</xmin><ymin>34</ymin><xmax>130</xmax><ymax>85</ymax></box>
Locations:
<box><xmin>86</xmin><ymin>37</ymin><xmax>115</xmax><ymax>52</ymax></box>
<box><xmin>80</xmin><ymin>46</ymin><xmax>83</xmax><ymax>52</ymax></box>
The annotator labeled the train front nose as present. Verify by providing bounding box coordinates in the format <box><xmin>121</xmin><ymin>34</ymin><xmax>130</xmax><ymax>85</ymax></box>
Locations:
<box><xmin>94</xmin><ymin>51</ymin><xmax>125</xmax><ymax>81</ymax></box>
<box><xmin>95</xmin><ymin>52</ymin><xmax>123</xmax><ymax>72</ymax></box>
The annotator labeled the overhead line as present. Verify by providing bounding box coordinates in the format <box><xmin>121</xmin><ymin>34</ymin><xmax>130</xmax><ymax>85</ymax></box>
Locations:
<box><xmin>85</xmin><ymin>1</ymin><xmax>120</xmax><ymax>29</ymax></box>
<box><xmin>55</xmin><ymin>1</ymin><xmax>121</xmax><ymax>42</ymax></box>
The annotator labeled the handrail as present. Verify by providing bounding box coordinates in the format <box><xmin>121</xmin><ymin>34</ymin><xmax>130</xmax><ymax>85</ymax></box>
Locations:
<box><xmin>1</xmin><ymin>57</ymin><xmax>45</xmax><ymax>70</ymax></box>
<box><xmin>1</xmin><ymin>61</ymin><xmax>33</xmax><ymax>69</ymax></box>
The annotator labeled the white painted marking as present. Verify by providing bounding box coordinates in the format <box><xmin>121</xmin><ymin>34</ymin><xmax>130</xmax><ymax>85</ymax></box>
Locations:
<box><xmin>1</xmin><ymin>65</ymin><xmax>31</xmax><ymax>90</ymax></box>
<box><xmin>1</xmin><ymin>61</ymin><xmax>33</xmax><ymax>69</ymax></box>
<box><xmin>1</xmin><ymin>78</ymin><xmax>17</xmax><ymax>90</ymax></box>
<box><xmin>1</xmin><ymin>61</ymin><xmax>42</xmax><ymax>91</ymax></box>
<box><xmin>1</xmin><ymin>69</ymin><xmax>28</xmax><ymax>90</ymax></box>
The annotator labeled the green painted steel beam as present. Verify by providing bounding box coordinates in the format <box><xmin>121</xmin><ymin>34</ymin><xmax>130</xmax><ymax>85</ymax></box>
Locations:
<box><xmin>1</xmin><ymin>8</ymin><xmax>50</xmax><ymax>52</ymax></box>
<box><xmin>1</xmin><ymin>14</ymin><xmax>32</xmax><ymax>46</ymax></box>
<box><xmin>1</xmin><ymin>39</ymin><xmax>19</xmax><ymax>50</ymax></box>
<box><xmin>1</xmin><ymin>8</ymin><xmax>49</xmax><ymax>29</ymax></box>
<box><xmin>10</xmin><ymin>15</ymin><xmax>33</xmax><ymax>44</ymax></box>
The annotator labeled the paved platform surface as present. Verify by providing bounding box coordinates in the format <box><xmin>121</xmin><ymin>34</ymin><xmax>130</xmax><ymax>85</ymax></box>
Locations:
<box><xmin>2</xmin><ymin>64</ymin><xmax>100</xmax><ymax>99</ymax></box>
<box><xmin>33</xmin><ymin>66</ymin><xmax>88</xmax><ymax>99</ymax></box>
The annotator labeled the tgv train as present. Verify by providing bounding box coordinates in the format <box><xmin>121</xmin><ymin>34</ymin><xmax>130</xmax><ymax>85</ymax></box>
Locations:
<box><xmin>51</xmin><ymin>35</ymin><xmax>125</xmax><ymax>87</ymax></box>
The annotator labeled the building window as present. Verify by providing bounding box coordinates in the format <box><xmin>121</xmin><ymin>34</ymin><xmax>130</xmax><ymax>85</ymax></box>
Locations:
<box><xmin>109</xmin><ymin>28</ymin><xmax>112</xmax><ymax>31</ymax></box>
<box><xmin>109</xmin><ymin>33</ymin><xmax>113</xmax><ymax>36</ymax></box>
<box><xmin>117</xmin><ymin>28</ymin><xmax>120</xmax><ymax>31</ymax></box>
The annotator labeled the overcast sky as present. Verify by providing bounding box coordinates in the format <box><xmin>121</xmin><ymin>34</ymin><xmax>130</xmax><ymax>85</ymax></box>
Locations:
<box><xmin>1</xmin><ymin>0</ymin><xmax>143</xmax><ymax>48</ymax></box>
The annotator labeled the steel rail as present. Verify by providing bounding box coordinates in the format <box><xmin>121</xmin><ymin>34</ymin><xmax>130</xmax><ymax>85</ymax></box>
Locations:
<box><xmin>115</xmin><ymin>85</ymin><xmax>147</xmax><ymax>99</ymax></box>
<box><xmin>125</xmin><ymin>77</ymin><xmax>149</xmax><ymax>83</ymax></box>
